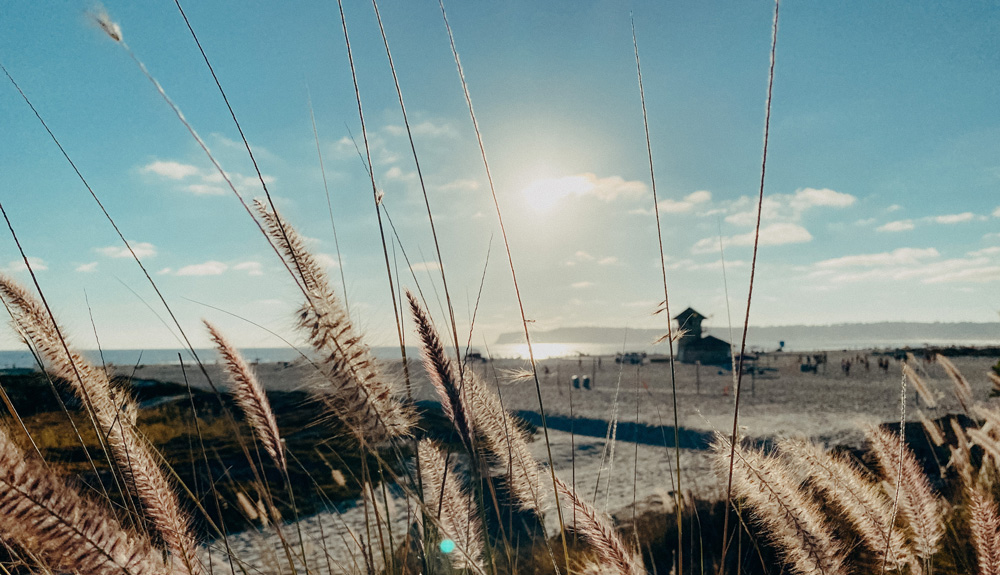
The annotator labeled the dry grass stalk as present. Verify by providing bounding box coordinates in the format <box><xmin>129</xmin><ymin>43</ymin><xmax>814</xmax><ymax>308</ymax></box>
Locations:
<box><xmin>466</xmin><ymin>373</ymin><xmax>546</xmax><ymax>512</ymax></box>
<box><xmin>254</xmin><ymin>200</ymin><xmax>413</xmax><ymax>444</ymax></box>
<box><xmin>917</xmin><ymin>411</ymin><xmax>945</xmax><ymax>447</ymax></box>
<box><xmin>205</xmin><ymin>321</ymin><xmax>286</xmax><ymax>472</ymax></box>
<box><xmin>553</xmin><ymin>476</ymin><xmax>642</xmax><ymax>575</ymax></box>
<box><xmin>937</xmin><ymin>354</ymin><xmax>974</xmax><ymax>413</ymax></box>
<box><xmin>969</xmin><ymin>486</ymin><xmax>1000</xmax><ymax>575</ymax></box>
<box><xmin>0</xmin><ymin>426</ymin><xmax>167</xmax><ymax>575</ymax></box>
<box><xmin>418</xmin><ymin>440</ymin><xmax>483</xmax><ymax>571</ymax></box>
<box><xmin>903</xmin><ymin>363</ymin><xmax>937</xmax><ymax>408</ymax></box>
<box><xmin>406</xmin><ymin>291</ymin><xmax>474</xmax><ymax>452</ymax></box>
<box><xmin>865</xmin><ymin>425</ymin><xmax>944</xmax><ymax>559</ymax></box>
<box><xmin>0</xmin><ymin>275</ymin><xmax>202</xmax><ymax>573</ymax></box>
<box><xmin>779</xmin><ymin>438</ymin><xmax>912</xmax><ymax>571</ymax></box>
<box><xmin>712</xmin><ymin>434</ymin><xmax>847</xmax><ymax>575</ymax></box>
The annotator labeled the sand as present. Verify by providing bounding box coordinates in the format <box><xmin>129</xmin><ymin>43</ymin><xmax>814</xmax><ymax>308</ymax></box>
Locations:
<box><xmin>151</xmin><ymin>351</ymin><xmax>999</xmax><ymax>573</ymax></box>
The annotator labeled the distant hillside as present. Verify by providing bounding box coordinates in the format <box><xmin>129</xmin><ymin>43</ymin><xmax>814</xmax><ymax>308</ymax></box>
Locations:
<box><xmin>496</xmin><ymin>322</ymin><xmax>1000</xmax><ymax>350</ymax></box>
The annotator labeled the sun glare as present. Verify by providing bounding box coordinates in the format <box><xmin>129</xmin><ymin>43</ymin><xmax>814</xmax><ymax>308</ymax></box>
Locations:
<box><xmin>521</xmin><ymin>175</ymin><xmax>594</xmax><ymax>212</ymax></box>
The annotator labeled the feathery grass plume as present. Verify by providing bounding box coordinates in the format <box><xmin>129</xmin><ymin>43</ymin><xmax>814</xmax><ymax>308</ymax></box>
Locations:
<box><xmin>407</xmin><ymin>289</ymin><xmax>545</xmax><ymax>511</ymax></box>
<box><xmin>553</xmin><ymin>475</ymin><xmax>643</xmax><ymax>575</ymax></box>
<box><xmin>253</xmin><ymin>199</ymin><xmax>414</xmax><ymax>444</ymax></box>
<box><xmin>989</xmin><ymin>371</ymin><xmax>1000</xmax><ymax>396</ymax></box>
<box><xmin>918</xmin><ymin>411</ymin><xmax>945</xmax><ymax>447</ymax></box>
<box><xmin>89</xmin><ymin>4</ymin><xmax>123</xmax><ymax>43</ymax></box>
<box><xmin>903</xmin><ymin>362</ymin><xmax>937</xmax><ymax>408</ymax></box>
<box><xmin>865</xmin><ymin>425</ymin><xmax>944</xmax><ymax>559</ymax></box>
<box><xmin>969</xmin><ymin>486</ymin><xmax>1000</xmax><ymax>575</ymax></box>
<box><xmin>779</xmin><ymin>437</ymin><xmax>912</xmax><ymax>571</ymax></box>
<box><xmin>0</xmin><ymin>275</ymin><xmax>202</xmax><ymax>574</ymax></box>
<box><xmin>0</xmin><ymin>425</ymin><xmax>167</xmax><ymax>575</ymax></box>
<box><xmin>949</xmin><ymin>417</ymin><xmax>976</xmax><ymax>487</ymax></box>
<box><xmin>205</xmin><ymin>320</ymin><xmax>285</xmax><ymax>472</ymax></box>
<box><xmin>937</xmin><ymin>354</ymin><xmax>974</xmax><ymax>413</ymax></box>
<box><xmin>710</xmin><ymin>434</ymin><xmax>847</xmax><ymax>575</ymax></box>
<box><xmin>406</xmin><ymin>290</ymin><xmax>474</xmax><ymax>452</ymax></box>
<box><xmin>466</xmin><ymin>372</ymin><xmax>546</xmax><ymax>512</ymax></box>
<box><xmin>418</xmin><ymin>440</ymin><xmax>483</xmax><ymax>571</ymax></box>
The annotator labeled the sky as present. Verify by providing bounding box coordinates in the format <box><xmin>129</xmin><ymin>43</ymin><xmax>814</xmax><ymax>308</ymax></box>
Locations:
<box><xmin>0</xmin><ymin>1</ymin><xmax>999</xmax><ymax>352</ymax></box>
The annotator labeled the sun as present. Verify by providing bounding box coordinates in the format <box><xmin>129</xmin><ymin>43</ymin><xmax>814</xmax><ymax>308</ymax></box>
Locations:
<box><xmin>520</xmin><ymin>175</ymin><xmax>595</xmax><ymax>212</ymax></box>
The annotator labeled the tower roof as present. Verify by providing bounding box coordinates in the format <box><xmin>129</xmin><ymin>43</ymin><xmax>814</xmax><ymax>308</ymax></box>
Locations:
<box><xmin>673</xmin><ymin>307</ymin><xmax>706</xmax><ymax>322</ymax></box>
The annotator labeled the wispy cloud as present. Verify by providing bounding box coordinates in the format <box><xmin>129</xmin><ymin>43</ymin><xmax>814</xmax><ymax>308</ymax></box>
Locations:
<box><xmin>815</xmin><ymin>247</ymin><xmax>940</xmax><ymax>268</ymax></box>
<box><xmin>384</xmin><ymin>120</ymin><xmax>456</xmax><ymax>139</ymax></box>
<box><xmin>656</xmin><ymin>190</ymin><xmax>712</xmax><ymax>213</ymax></box>
<box><xmin>571</xmin><ymin>281</ymin><xmax>593</xmax><ymax>289</ymax></box>
<box><xmin>142</xmin><ymin>160</ymin><xmax>200</xmax><ymax>180</ymax></box>
<box><xmin>811</xmin><ymin>247</ymin><xmax>999</xmax><ymax>284</ymax></box>
<box><xmin>436</xmin><ymin>178</ymin><xmax>479</xmax><ymax>192</ymax></box>
<box><xmin>724</xmin><ymin>187</ymin><xmax>856</xmax><ymax>226</ymax></box>
<box><xmin>140</xmin><ymin>159</ymin><xmax>274</xmax><ymax>196</ymax></box>
<box><xmin>693</xmin><ymin>223</ymin><xmax>812</xmax><ymax>253</ymax></box>
<box><xmin>5</xmin><ymin>257</ymin><xmax>48</xmax><ymax>273</ymax></box>
<box><xmin>877</xmin><ymin>219</ymin><xmax>915</xmax><ymax>232</ymax></box>
<box><xmin>75</xmin><ymin>262</ymin><xmax>98</xmax><ymax>273</ymax></box>
<box><xmin>522</xmin><ymin>173</ymin><xmax>647</xmax><ymax>209</ymax></box>
<box><xmin>175</xmin><ymin>261</ymin><xmax>228</xmax><ymax>276</ymax></box>
<box><xmin>234</xmin><ymin>261</ymin><xmax>263</xmax><ymax>276</ymax></box>
<box><xmin>667</xmin><ymin>258</ymin><xmax>748</xmax><ymax>271</ymax></box>
<box><xmin>933</xmin><ymin>212</ymin><xmax>977</xmax><ymax>224</ymax></box>
<box><xmin>313</xmin><ymin>253</ymin><xmax>341</xmax><ymax>269</ymax></box>
<box><xmin>993</xmin><ymin>206</ymin><xmax>1000</xmax><ymax>217</ymax></box>
<box><xmin>410</xmin><ymin>261</ymin><xmax>442</xmax><ymax>272</ymax></box>
<box><xmin>97</xmin><ymin>242</ymin><xmax>157</xmax><ymax>259</ymax></box>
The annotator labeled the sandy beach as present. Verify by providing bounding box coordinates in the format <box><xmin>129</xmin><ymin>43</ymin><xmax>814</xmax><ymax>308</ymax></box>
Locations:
<box><xmin>135</xmin><ymin>350</ymin><xmax>1000</xmax><ymax>573</ymax></box>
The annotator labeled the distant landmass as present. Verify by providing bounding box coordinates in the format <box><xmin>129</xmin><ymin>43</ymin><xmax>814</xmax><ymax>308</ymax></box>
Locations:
<box><xmin>496</xmin><ymin>323</ymin><xmax>1000</xmax><ymax>351</ymax></box>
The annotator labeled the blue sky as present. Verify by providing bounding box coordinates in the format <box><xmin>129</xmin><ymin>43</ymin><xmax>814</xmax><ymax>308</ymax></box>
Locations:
<box><xmin>1</xmin><ymin>1</ymin><xmax>998</xmax><ymax>351</ymax></box>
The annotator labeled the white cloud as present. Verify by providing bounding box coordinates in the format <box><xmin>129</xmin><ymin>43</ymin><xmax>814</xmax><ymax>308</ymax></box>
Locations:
<box><xmin>186</xmin><ymin>184</ymin><xmax>226</xmax><ymax>196</ymax></box>
<box><xmin>725</xmin><ymin>188</ymin><xmax>856</xmax><ymax>226</ymax></box>
<box><xmin>313</xmin><ymin>253</ymin><xmax>341</xmax><ymax>269</ymax></box>
<box><xmin>815</xmin><ymin>247</ymin><xmax>940</xmax><ymax>269</ymax></box>
<box><xmin>811</xmin><ymin>247</ymin><xmax>1000</xmax><ymax>284</ymax></box>
<box><xmin>968</xmin><ymin>246</ymin><xmax>1000</xmax><ymax>257</ymax></box>
<box><xmin>877</xmin><ymin>220</ymin><xmax>915</xmax><ymax>232</ymax></box>
<box><xmin>887</xmin><ymin>204</ymin><xmax>903</xmax><ymax>212</ymax></box>
<box><xmin>142</xmin><ymin>159</ymin><xmax>274</xmax><ymax>196</ymax></box>
<box><xmin>933</xmin><ymin>212</ymin><xmax>977</xmax><ymax>224</ymax></box>
<box><xmin>410</xmin><ymin>261</ymin><xmax>442</xmax><ymax>273</ymax></box>
<box><xmin>436</xmin><ymin>179</ymin><xmax>479</xmax><ymax>192</ymax></box>
<box><xmin>75</xmin><ymin>262</ymin><xmax>98</xmax><ymax>273</ymax></box>
<box><xmin>693</xmin><ymin>223</ymin><xmax>812</xmax><ymax>253</ymax></box>
<box><xmin>175</xmin><ymin>261</ymin><xmax>228</xmax><ymax>276</ymax></box>
<box><xmin>6</xmin><ymin>257</ymin><xmax>48</xmax><ymax>272</ymax></box>
<box><xmin>571</xmin><ymin>281</ymin><xmax>593</xmax><ymax>289</ymax></box>
<box><xmin>97</xmin><ymin>242</ymin><xmax>157</xmax><ymax>259</ymax></box>
<box><xmin>522</xmin><ymin>173</ymin><xmax>647</xmax><ymax>210</ymax></box>
<box><xmin>142</xmin><ymin>160</ymin><xmax>200</xmax><ymax>180</ymax></box>
<box><xmin>234</xmin><ymin>261</ymin><xmax>263</xmax><ymax>276</ymax></box>
<box><xmin>156</xmin><ymin>268</ymin><xmax>172</xmax><ymax>275</ymax></box>
<box><xmin>993</xmin><ymin>206</ymin><xmax>1000</xmax><ymax>217</ymax></box>
<box><xmin>667</xmin><ymin>258</ymin><xmax>748</xmax><ymax>271</ymax></box>
<box><xmin>598</xmin><ymin>257</ymin><xmax>618</xmax><ymax>265</ymax></box>
<box><xmin>924</xmin><ymin>265</ymin><xmax>1000</xmax><ymax>283</ymax></box>
<box><xmin>384</xmin><ymin>120</ymin><xmax>456</xmax><ymax>139</ymax></box>
<box><xmin>657</xmin><ymin>190</ymin><xmax>712</xmax><ymax>213</ymax></box>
